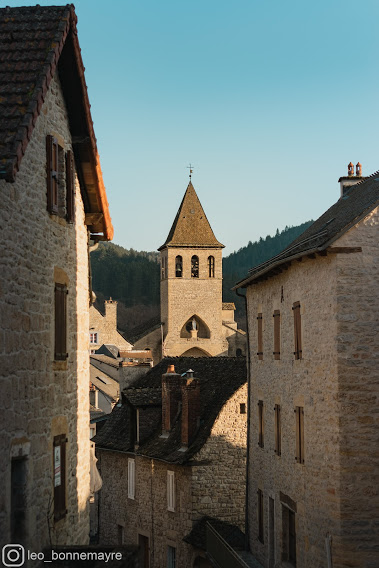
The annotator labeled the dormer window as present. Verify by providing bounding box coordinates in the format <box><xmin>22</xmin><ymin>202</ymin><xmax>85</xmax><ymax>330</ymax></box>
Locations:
<box><xmin>175</xmin><ymin>255</ymin><xmax>182</xmax><ymax>277</ymax></box>
<box><xmin>191</xmin><ymin>255</ymin><xmax>199</xmax><ymax>278</ymax></box>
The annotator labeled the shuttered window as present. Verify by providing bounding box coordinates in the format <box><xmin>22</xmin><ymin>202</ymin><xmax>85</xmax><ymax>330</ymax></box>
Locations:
<box><xmin>295</xmin><ymin>406</ymin><xmax>304</xmax><ymax>464</ymax></box>
<box><xmin>54</xmin><ymin>284</ymin><xmax>68</xmax><ymax>361</ymax></box>
<box><xmin>258</xmin><ymin>400</ymin><xmax>264</xmax><ymax>448</ymax></box>
<box><xmin>53</xmin><ymin>434</ymin><xmax>67</xmax><ymax>522</ymax></box>
<box><xmin>65</xmin><ymin>150</ymin><xmax>75</xmax><ymax>223</ymax></box>
<box><xmin>292</xmin><ymin>302</ymin><xmax>302</xmax><ymax>360</ymax></box>
<box><xmin>257</xmin><ymin>313</ymin><xmax>263</xmax><ymax>360</ymax></box>
<box><xmin>273</xmin><ymin>310</ymin><xmax>280</xmax><ymax>360</ymax></box>
<box><xmin>258</xmin><ymin>488</ymin><xmax>264</xmax><ymax>543</ymax></box>
<box><xmin>46</xmin><ymin>135</ymin><xmax>59</xmax><ymax>215</ymax></box>
<box><xmin>274</xmin><ymin>404</ymin><xmax>281</xmax><ymax>456</ymax></box>
<box><xmin>167</xmin><ymin>470</ymin><xmax>175</xmax><ymax>512</ymax></box>
<box><xmin>128</xmin><ymin>458</ymin><xmax>135</xmax><ymax>499</ymax></box>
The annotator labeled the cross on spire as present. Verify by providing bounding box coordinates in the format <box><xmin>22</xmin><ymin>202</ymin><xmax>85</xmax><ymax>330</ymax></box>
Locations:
<box><xmin>187</xmin><ymin>163</ymin><xmax>194</xmax><ymax>180</ymax></box>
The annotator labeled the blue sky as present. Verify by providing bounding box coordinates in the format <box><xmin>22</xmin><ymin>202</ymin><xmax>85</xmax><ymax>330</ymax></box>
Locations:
<box><xmin>7</xmin><ymin>0</ymin><xmax>379</xmax><ymax>254</ymax></box>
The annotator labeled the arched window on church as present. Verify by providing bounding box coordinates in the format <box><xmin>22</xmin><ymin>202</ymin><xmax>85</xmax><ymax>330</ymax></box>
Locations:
<box><xmin>191</xmin><ymin>255</ymin><xmax>199</xmax><ymax>278</ymax></box>
<box><xmin>175</xmin><ymin>255</ymin><xmax>183</xmax><ymax>278</ymax></box>
<box><xmin>208</xmin><ymin>255</ymin><xmax>215</xmax><ymax>278</ymax></box>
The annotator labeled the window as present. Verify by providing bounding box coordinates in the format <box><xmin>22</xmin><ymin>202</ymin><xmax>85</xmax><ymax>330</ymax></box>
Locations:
<box><xmin>47</xmin><ymin>135</ymin><xmax>74</xmax><ymax>220</ymax></box>
<box><xmin>273</xmin><ymin>310</ymin><xmax>280</xmax><ymax>360</ymax></box>
<box><xmin>167</xmin><ymin>546</ymin><xmax>176</xmax><ymax>568</ymax></box>
<box><xmin>118</xmin><ymin>525</ymin><xmax>124</xmax><ymax>545</ymax></box>
<box><xmin>295</xmin><ymin>407</ymin><xmax>304</xmax><ymax>464</ymax></box>
<box><xmin>54</xmin><ymin>283</ymin><xmax>68</xmax><ymax>361</ymax></box>
<box><xmin>258</xmin><ymin>400</ymin><xmax>264</xmax><ymax>448</ymax></box>
<box><xmin>240</xmin><ymin>403</ymin><xmax>246</xmax><ymax>414</ymax></box>
<box><xmin>167</xmin><ymin>471</ymin><xmax>175</xmax><ymax>511</ymax></box>
<box><xmin>257</xmin><ymin>313</ymin><xmax>263</xmax><ymax>360</ymax></box>
<box><xmin>53</xmin><ymin>434</ymin><xmax>67</xmax><ymax>522</ymax></box>
<box><xmin>191</xmin><ymin>255</ymin><xmax>199</xmax><ymax>278</ymax></box>
<box><xmin>11</xmin><ymin>457</ymin><xmax>27</xmax><ymax>542</ymax></box>
<box><xmin>89</xmin><ymin>332</ymin><xmax>98</xmax><ymax>344</ymax></box>
<box><xmin>208</xmin><ymin>255</ymin><xmax>215</xmax><ymax>277</ymax></box>
<box><xmin>258</xmin><ymin>488</ymin><xmax>264</xmax><ymax>543</ymax></box>
<box><xmin>175</xmin><ymin>255</ymin><xmax>182</xmax><ymax>277</ymax></box>
<box><xmin>46</xmin><ymin>135</ymin><xmax>59</xmax><ymax>214</ymax></box>
<box><xmin>128</xmin><ymin>458</ymin><xmax>135</xmax><ymax>499</ymax></box>
<box><xmin>282</xmin><ymin>506</ymin><xmax>296</xmax><ymax>565</ymax></box>
<box><xmin>65</xmin><ymin>149</ymin><xmax>75</xmax><ymax>223</ymax></box>
<box><xmin>292</xmin><ymin>302</ymin><xmax>302</xmax><ymax>359</ymax></box>
<box><xmin>138</xmin><ymin>534</ymin><xmax>150</xmax><ymax>568</ymax></box>
<box><xmin>274</xmin><ymin>404</ymin><xmax>281</xmax><ymax>456</ymax></box>
<box><xmin>236</xmin><ymin>348</ymin><xmax>243</xmax><ymax>357</ymax></box>
<box><xmin>161</xmin><ymin>256</ymin><xmax>167</xmax><ymax>279</ymax></box>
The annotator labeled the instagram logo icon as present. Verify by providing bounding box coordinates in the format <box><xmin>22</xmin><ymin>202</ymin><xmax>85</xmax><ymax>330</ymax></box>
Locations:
<box><xmin>2</xmin><ymin>545</ymin><xmax>25</xmax><ymax>567</ymax></box>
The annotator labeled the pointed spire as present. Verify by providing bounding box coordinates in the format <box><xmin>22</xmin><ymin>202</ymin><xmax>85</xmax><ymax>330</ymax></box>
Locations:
<box><xmin>158</xmin><ymin>182</ymin><xmax>224</xmax><ymax>250</ymax></box>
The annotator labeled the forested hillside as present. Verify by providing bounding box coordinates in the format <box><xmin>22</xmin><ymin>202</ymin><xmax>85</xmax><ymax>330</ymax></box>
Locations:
<box><xmin>91</xmin><ymin>220</ymin><xmax>313</xmax><ymax>333</ymax></box>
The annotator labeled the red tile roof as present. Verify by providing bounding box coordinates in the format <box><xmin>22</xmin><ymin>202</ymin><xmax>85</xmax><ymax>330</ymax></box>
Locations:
<box><xmin>0</xmin><ymin>4</ymin><xmax>113</xmax><ymax>240</ymax></box>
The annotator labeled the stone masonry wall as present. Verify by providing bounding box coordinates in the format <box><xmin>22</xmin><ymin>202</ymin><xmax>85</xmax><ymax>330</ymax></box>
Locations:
<box><xmin>0</xmin><ymin>72</ymin><xmax>90</xmax><ymax>551</ymax></box>
<box><xmin>246</xmin><ymin>253</ymin><xmax>340</xmax><ymax>568</ymax></box>
<box><xmin>98</xmin><ymin>452</ymin><xmax>195</xmax><ymax>568</ymax></box>
<box><xmin>89</xmin><ymin>303</ymin><xmax>132</xmax><ymax>352</ymax></box>
<box><xmin>333</xmin><ymin>208</ymin><xmax>379</xmax><ymax>567</ymax></box>
<box><xmin>192</xmin><ymin>384</ymin><xmax>247</xmax><ymax>529</ymax></box>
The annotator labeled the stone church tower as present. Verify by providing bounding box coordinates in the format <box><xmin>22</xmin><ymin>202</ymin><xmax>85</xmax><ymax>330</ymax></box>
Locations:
<box><xmin>158</xmin><ymin>181</ymin><xmax>230</xmax><ymax>357</ymax></box>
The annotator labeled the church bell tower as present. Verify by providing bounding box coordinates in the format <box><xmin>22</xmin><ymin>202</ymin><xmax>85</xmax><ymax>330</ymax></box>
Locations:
<box><xmin>158</xmin><ymin>181</ymin><xmax>228</xmax><ymax>357</ymax></box>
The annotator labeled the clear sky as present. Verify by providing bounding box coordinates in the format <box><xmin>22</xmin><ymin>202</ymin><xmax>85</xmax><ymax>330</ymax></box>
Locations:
<box><xmin>7</xmin><ymin>0</ymin><xmax>379</xmax><ymax>255</ymax></box>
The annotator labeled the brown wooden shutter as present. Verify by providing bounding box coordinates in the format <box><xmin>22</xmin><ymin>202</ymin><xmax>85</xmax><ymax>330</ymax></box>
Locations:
<box><xmin>258</xmin><ymin>488</ymin><xmax>264</xmax><ymax>543</ymax></box>
<box><xmin>66</xmin><ymin>150</ymin><xmax>75</xmax><ymax>223</ymax></box>
<box><xmin>258</xmin><ymin>400</ymin><xmax>264</xmax><ymax>448</ymax></box>
<box><xmin>295</xmin><ymin>406</ymin><xmax>304</xmax><ymax>464</ymax></box>
<box><xmin>257</xmin><ymin>313</ymin><xmax>263</xmax><ymax>360</ymax></box>
<box><xmin>273</xmin><ymin>310</ymin><xmax>280</xmax><ymax>360</ymax></box>
<box><xmin>275</xmin><ymin>404</ymin><xmax>281</xmax><ymax>456</ymax></box>
<box><xmin>292</xmin><ymin>302</ymin><xmax>302</xmax><ymax>359</ymax></box>
<box><xmin>46</xmin><ymin>135</ymin><xmax>58</xmax><ymax>214</ymax></box>
<box><xmin>54</xmin><ymin>284</ymin><xmax>68</xmax><ymax>361</ymax></box>
<box><xmin>53</xmin><ymin>434</ymin><xmax>67</xmax><ymax>522</ymax></box>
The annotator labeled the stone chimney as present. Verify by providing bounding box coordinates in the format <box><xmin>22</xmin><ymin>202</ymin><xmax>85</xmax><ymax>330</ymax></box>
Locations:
<box><xmin>104</xmin><ymin>298</ymin><xmax>117</xmax><ymax>330</ymax></box>
<box><xmin>181</xmin><ymin>370</ymin><xmax>200</xmax><ymax>448</ymax></box>
<box><xmin>161</xmin><ymin>365</ymin><xmax>182</xmax><ymax>435</ymax></box>
<box><xmin>338</xmin><ymin>162</ymin><xmax>366</xmax><ymax>197</ymax></box>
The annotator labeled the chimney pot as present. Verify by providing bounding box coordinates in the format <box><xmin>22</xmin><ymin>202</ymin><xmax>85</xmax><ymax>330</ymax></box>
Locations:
<box><xmin>167</xmin><ymin>364</ymin><xmax>175</xmax><ymax>373</ymax></box>
<box><xmin>348</xmin><ymin>162</ymin><xmax>354</xmax><ymax>177</ymax></box>
<box><xmin>356</xmin><ymin>162</ymin><xmax>362</xmax><ymax>177</ymax></box>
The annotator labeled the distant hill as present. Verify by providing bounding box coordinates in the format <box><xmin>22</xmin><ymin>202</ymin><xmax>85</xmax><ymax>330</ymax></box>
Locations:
<box><xmin>90</xmin><ymin>221</ymin><xmax>313</xmax><ymax>333</ymax></box>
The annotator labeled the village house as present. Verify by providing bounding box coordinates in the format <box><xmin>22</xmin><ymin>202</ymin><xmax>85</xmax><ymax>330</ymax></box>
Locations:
<box><xmin>0</xmin><ymin>5</ymin><xmax>113</xmax><ymax>551</ymax></box>
<box><xmin>234</xmin><ymin>165</ymin><xmax>379</xmax><ymax>567</ymax></box>
<box><xmin>89</xmin><ymin>298</ymin><xmax>133</xmax><ymax>354</ymax></box>
<box><xmin>132</xmin><ymin>180</ymin><xmax>246</xmax><ymax>362</ymax></box>
<box><xmin>94</xmin><ymin>356</ymin><xmax>247</xmax><ymax>567</ymax></box>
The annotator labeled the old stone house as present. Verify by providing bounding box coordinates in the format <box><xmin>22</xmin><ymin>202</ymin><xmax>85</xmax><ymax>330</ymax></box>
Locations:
<box><xmin>94</xmin><ymin>357</ymin><xmax>247</xmax><ymax>567</ymax></box>
<box><xmin>235</xmin><ymin>170</ymin><xmax>379</xmax><ymax>567</ymax></box>
<box><xmin>132</xmin><ymin>180</ymin><xmax>246</xmax><ymax>362</ymax></box>
<box><xmin>0</xmin><ymin>5</ymin><xmax>112</xmax><ymax>551</ymax></box>
<box><xmin>89</xmin><ymin>298</ymin><xmax>133</xmax><ymax>354</ymax></box>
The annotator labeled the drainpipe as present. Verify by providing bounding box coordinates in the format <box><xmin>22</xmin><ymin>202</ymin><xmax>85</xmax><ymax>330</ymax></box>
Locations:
<box><xmin>235</xmin><ymin>286</ymin><xmax>251</xmax><ymax>552</ymax></box>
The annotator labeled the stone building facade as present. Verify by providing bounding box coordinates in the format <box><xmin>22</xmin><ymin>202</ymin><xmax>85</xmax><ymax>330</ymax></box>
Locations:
<box><xmin>235</xmin><ymin>173</ymin><xmax>379</xmax><ymax>567</ymax></box>
<box><xmin>89</xmin><ymin>299</ymin><xmax>133</xmax><ymax>353</ymax></box>
<box><xmin>0</xmin><ymin>5</ymin><xmax>112</xmax><ymax>552</ymax></box>
<box><xmin>94</xmin><ymin>357</ymin><xmax>247</xmax><ymax>567</ymax></box>
<box><xmin>133</xmin><ymin>181</ymin><xmax>246</xmax><ymax>361</ymax></box>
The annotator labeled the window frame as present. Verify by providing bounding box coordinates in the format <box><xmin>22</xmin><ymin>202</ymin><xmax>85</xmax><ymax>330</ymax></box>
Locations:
<box><xmin>167</xmin><ymin>545</ymin><xmax>176</xmax><ymax>568</ymax></box>
<box><xmin>295</xmin><ymin>406</ymin><xmax>304</xmax><ymax>464</ymax></box>
<box><xmin>128</xmin><ymin>458</ymin><xmax>135</xmax><ymax>499</ymax></box>
<box><xmin>273</xmin><ymin>310</ymin><xmax>280</xmax><ymax>360</ymax></box>
<box><xmin>191</xmin><ymin>255</ymin><xmax>199</xmax><ymax>278</ymax></box>
<box><xmin>54</xmin><ymin>283</ymin><xmax>68</xmax><ymax>361</ymax></box>
<box><xmin>46</xmin><ymin>135</ymin><xmax>59</xmax><ymax>215</ymax></box>
<box><xmin>274</xmin><ymin>404</ymin><xmax>281</xmax><ymax>456</ymax></box>
<box><xmin>292</xmin><ymin>302</ymin><xmax>302</xmax><ymax>360</ymax></box>
<box><xmin>175</xmin><ymin>255</ymin><xmax>183</xmax><ymax>278</ymax></box>
<box><xmin>53</xmin><ymin>434</ymin><xmax>67</xmax><ymax>522</ymax></box>
<box><xmin>167</xmin><ymin>470</ymin><xmax>175</xmax><ymax>512</ymax></box>
<box><xmin>257</xmin><ymin>313</ymin><xmax>263</xmax><ymax>360</ymax></box>
<box><xmin>207</xmin><ymin>255</ymin><xmax>215</xmax><ymax>278</ymax></box>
